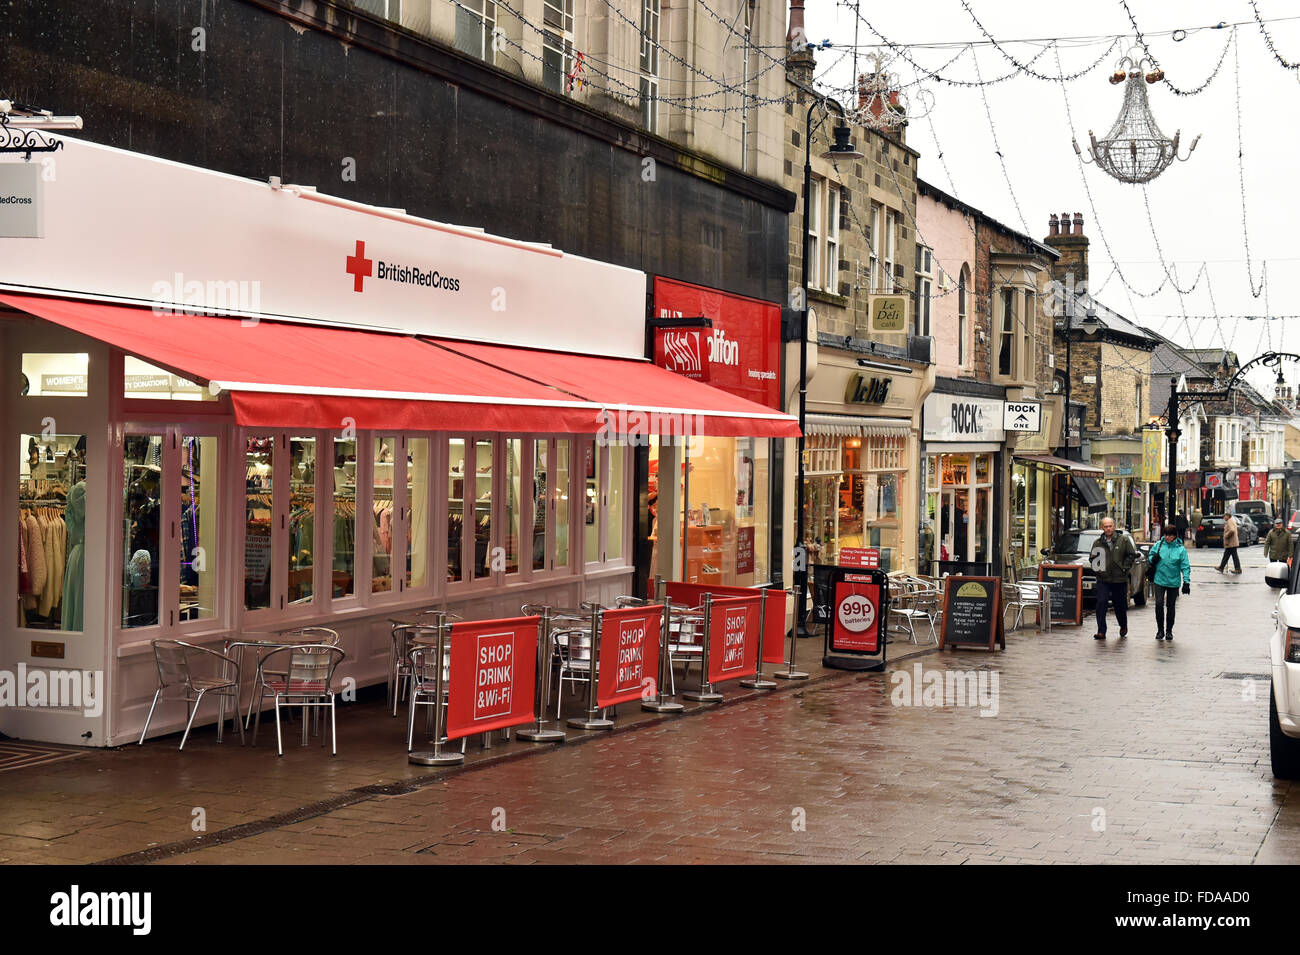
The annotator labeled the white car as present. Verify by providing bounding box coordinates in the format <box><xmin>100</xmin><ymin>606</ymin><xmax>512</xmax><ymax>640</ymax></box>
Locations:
<box><xmin>1266</xmin><ymin>558</ymin><xmax>1300</xmax><ymax>777</ymax></box>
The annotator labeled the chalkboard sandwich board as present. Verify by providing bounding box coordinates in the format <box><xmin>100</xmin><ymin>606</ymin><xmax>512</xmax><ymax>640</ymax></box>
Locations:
<box><xmin>1037</xmin><ymin>563</ymin><xmax>1084</xmax><ymax>626</ymax></box>
<box><xmin>938</xmin><ymin>576</ymin><xmax>1004</xmax><ymax>651</ymax></box>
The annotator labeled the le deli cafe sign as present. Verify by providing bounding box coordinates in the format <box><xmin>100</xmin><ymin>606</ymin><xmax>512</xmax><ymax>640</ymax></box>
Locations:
<box><xmin>845</xmin><ymin>373</ymin><xmax>892</xmax><ymax>405</ymax></box>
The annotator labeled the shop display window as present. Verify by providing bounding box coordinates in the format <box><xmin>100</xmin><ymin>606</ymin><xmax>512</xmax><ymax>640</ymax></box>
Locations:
<box><xmin>448</xmin><ymin>437</ymin><xmax>466</xmax><ymax>582</ymax></box>
<box><xmin>505</xmin><ymin>438</ymin><xmax>522</xmax><ymax>575</ymax></box>
<box><xmin>244</xmin><ymin>436</ymin><xmax>274</xmax><ymax>610</ymax></box>
<box><xmin>122</xmin><ymin>434</ymin><xmax>163</xmax><ymax>629</ymax></box>
<box><xmin>473</xmin><ymin>437</ymin><xmax>494</xmax><ymax>579</ymax></box>
<box><xmin>18</xmin><ymin>432</ymin><xmax>88</xmax><ymax>630</ymax></box>
<box><xmin>927</xmin><ymin>452</ymin><xmax>995</xmax><ymax>569</ymax></box>
<box><xmin>333</xmin><ymin>437</ymin><xmax>358</xmax><ymax>598</ymax></box>
<box><xmin>684</xmin><ymin>436</ymin><xmax>770</xmax><ymax>585</ymax></box>
<box><xmin>533</xmin><ymin>440</ymin><xmax>548</xmax><ymax>571</ymax></box>
<box><xmin>180</xmin><ymin>435</ymin><xmax>219</xmax><ymax>622</ymax></box>
<box><xmin>407</xmin><ymin>437</ymin><xmax>429</xmax><ymax>589</ymax></box>
<box><xmin>607</xmin><ymin>441</ymin><xmax>625</xmax><ymax>563</ymax></box>
<box><xmin>21</xmin><ymin>353</ymin><xmax>88</xmax><ymax>398</ymax></box>
<box><xmin>372</xmin><ymin>434</ymin><xmax>398</xmax><ymax>594</ymax></box>
<box><xmin>555</xmin><ymin>439</ymin><xmax>571</xmax><ymax>568</ymax></box>
<box><xmin>583</xmin><ymin>440</ymin><xmax>601</xmax><ymax>564</ymax></box>
<box><xmin>288</xmin><ymin>436</ymin><xmax>317</xmax><ymax>605</ymax></box>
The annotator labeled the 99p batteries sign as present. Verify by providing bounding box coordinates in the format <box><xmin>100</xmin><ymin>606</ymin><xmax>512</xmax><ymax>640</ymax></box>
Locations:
<box><xmin>831</xmin><ymin>576</ymin><xmax>882</xmax><ymax>654</ymax></box>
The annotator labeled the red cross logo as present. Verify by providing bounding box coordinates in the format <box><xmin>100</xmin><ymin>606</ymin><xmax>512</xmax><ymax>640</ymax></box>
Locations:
<box><xmin>345</xmin><ymin>240</ymin><xmax>373</xmax><ymax>292</ymax></box>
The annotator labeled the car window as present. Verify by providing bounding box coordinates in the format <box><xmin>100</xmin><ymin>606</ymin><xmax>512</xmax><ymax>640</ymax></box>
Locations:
<box><xmin>1055</xmin><ymin>531</ymin><xmax>1098</xmax><ymax>553</ymax></box>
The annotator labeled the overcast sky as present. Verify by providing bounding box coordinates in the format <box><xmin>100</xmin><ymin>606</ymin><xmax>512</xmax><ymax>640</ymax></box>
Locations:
<box><xmin>801</xmin><ymin>0</ymin><xmax>1300</xmax><ymax>401</ymax></box>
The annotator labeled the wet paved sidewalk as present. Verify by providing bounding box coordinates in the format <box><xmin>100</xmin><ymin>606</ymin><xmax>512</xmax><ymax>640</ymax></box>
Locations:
<box><xmin>3</xmin><ymin>559</ymin><xmax>1293</xmax><ymax>864</ymax></box>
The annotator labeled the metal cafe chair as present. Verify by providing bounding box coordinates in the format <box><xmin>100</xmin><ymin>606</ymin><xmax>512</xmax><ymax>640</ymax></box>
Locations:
<box><xmin>139</xmin><ymin>640</ymin><xmax>245</xmax><ymax>750</ymax></box>
<box><xmin>251</xmin><ymin>644</ymin><xmax>346</xmax><ymax>756</ymax></box>
<box><xmin>666</xmin><ymin>604</ymin><xmax>705</xmax><ymax>694</ymax></box>
<box><xmin>405</xmin><ymin>643</ymin><xmax>467</xmax><ymax>755</ymax></box>
<box><xmin>553</xmin><ymin>626</ymin><xmax>597</xmax><ymax>718</ymax></box>
<box><xmin>1004</xmin><ymin>580</ymin><xmax>1051</xmax><ymax>632</ymax></box>
<box><xmin>888</xmin><ymin>576</ymin><xmax>939</xmax><ymax>645</ymax></box>
<box><xmin>390</xmin><ymin>612</ymin><xmax>460</xmax><ymax>714</ymax></box>
<box><xmin>241</xmin><ymin>626</ymin><xmax>341</xmax><ymax>729</ymax></box>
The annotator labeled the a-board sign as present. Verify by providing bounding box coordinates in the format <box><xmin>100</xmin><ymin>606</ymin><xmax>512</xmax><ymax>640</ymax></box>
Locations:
<box><xmin>830</xmin><ymin>574</ymin><xmax>883</xmax><ymax>654</ymax></box>
<box><xmin>1037</xmin><ymin>563</ymin><xmax>1084</xmax><ymax>625</ymax></box>
<box><xmin>813</xmin><ymin>564</ymin><xmax>889</xmax><ymax>671</ymax></box>
<box><xmin>938</xmin><ymin>576</ymin><xmax>1004</xmax><ymax>651</ymax></box>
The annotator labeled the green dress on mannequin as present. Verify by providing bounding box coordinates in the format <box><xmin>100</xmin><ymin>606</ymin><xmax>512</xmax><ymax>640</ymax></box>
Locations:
<box><xmin>62</xmin><ymin>481</ymin><xmax>85</xmax><ymax>631</ymax></box>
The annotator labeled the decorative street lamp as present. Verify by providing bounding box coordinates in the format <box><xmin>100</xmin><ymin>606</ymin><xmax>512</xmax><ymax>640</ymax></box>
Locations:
<box><xmin>791</xmin><ymin>94</ymin><xmax>862</xmax><ymax>657</ymax></box>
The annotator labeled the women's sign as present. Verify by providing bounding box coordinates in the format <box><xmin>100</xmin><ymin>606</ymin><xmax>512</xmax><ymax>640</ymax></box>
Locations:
<box><xmin>445</xmin><ymin>616</ymin><xmax>539</xmax><ymax>740</ymax></box>
<box><xmin>596</xmin><ymin>605</ymin><xmax>664</xmax><ymax>707</ymax></box>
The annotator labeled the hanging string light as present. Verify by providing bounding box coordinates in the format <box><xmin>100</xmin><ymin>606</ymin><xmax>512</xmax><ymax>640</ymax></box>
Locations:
<box><xmin>1074</xmin><ymin>52</ymin><xmax>1200</xmax><ymax>183</ymax></box>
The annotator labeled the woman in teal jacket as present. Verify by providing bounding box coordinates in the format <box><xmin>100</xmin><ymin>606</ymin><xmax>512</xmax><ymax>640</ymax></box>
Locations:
<box><xmin>1149</xmin><ymin>523</ymin><xmax>1191</xmax><ymax>641</ymax></box>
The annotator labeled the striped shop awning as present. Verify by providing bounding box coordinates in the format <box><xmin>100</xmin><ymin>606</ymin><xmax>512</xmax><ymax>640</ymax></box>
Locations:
<box><xmin>805</xmin><ymin>413</ymin><xmax>912</xmax><ymax>438</ymax></box>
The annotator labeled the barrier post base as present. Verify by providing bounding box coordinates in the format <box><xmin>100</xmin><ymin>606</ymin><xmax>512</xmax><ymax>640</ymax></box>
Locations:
<box><xmin>772</xmin><ymin>669</ymin><xmax>810</xmax><ymax>680</ymax></box>
<box><xmin>408</xmin><ymin>749</ymin><xmax>466</xmax><ymax>766</ymax></box>
<box><xmin>682</xmin><ymin>689</ymin><xmax>723</xmax><ymax>702</ymax></box>
<box><xmin>642</xmin><ymin>698</ymin><xmax>684</xmax><ymax>713</ymax></box>
<box><xmin>567</xmin><ymin>713</ymin><xmax>614</xmax><ymax>731</ymax></box>
<box><xmin>516</xmin><ymin>726</ymin><xmax>566</xmax><ymax>743</ymax></box>
<box><xmin>739</xmin><ymin>677</ymin><xmax>777</xmax><ymax>690</ymax></box>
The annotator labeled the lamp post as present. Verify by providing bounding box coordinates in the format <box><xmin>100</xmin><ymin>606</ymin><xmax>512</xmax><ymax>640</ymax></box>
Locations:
<box><xmin>1061</xmin><ymin>289</ymin><xmax>1098</xmax><ymax>531</ymax></box>
<box><xmin>793</xmin><ymin>94</ymin><xmax>862</xmax><ymax>644</ymax></box>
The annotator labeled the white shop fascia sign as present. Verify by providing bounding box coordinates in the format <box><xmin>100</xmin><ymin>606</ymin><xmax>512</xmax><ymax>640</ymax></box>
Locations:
<box><xmin>923</xmin><ymin>393</ymin><xmax>1006</xmax><ymax>443</ymax></box>
<box><xmin>0</xmin><ymin>136</ymin><xmax>647</xmax><ymax>358</ymax></box>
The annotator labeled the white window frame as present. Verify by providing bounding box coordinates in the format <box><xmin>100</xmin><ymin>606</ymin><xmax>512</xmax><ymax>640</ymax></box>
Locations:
<box><xmin>868</xmin><ymin>204</ymin><xmax>882</xmax><ymax>294</ymax></box>
<box><xmin>957</xmin><ymin>265</ymin><xmax>969</xmax><ymax>368</ymax></box>
<box><xmin>640</xmin><ymin>0</ymin><xmax>660</xmax><ymax>132</ymax></box>
<box><xmin>825</xmin><ymin>186</ymin><xmax>840</xmax><ymax>293</ymax></box>
<box><xmin>997</xmin><ymin>288</ymin><xmax>1016</xmax><ymax>378</ymax></box>
<box><xmin>455</xmin><ymin>0</ymin><xmax>497</xmax><ymax>64</ymax></box>
<box><xmin>543</xmin><ymin>0</ymin><xmax>576</xmax><ymax>95</ymax></box>
<box><xmin>915</xmin><ymin>245</ymin><xmax>932</xmax><ymax>337</ymax></box>
<box><xmin>883</xmin><ymin>209</ymin><xmax>897</xmax><ymax>292</ymax></box>
<box><xmin>807</xmin><ymin>178</ymin><xmax>822</xmax><ymax>291</ymax></box>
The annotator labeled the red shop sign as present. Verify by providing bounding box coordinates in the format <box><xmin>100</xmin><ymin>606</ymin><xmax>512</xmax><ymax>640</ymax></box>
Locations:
<box><xmin>706</xmin><ymin>595</ymin><xmax>761</xmax><ymax>684</ymax></box>
<box><xmin>596</xmin><ymin>605</ymin><xmax>664</xmax><ymax>708</ymax></box>
<box><xmin>653</xmin><ymin>327</ymin><xmax>710</xmax><ymax>383</ymax></box>
<box><xmin>652</xmin><ymin>276</ymin><xmax>781</xmax><ymax>409</ymax></box>
<box><xmin>830</xmin><ymin>575</ymin><xmax>881</xmax><ymax>655</ymax></box>
<box><xmin>445</xmin><ymin>616</ymin><xmax>539</xmax><ymax>741</ymax></box>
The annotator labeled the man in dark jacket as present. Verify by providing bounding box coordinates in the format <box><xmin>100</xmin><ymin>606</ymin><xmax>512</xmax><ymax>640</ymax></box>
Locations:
<box><xmin>1266</xmin><ymin>518</ymin><xmax>1292</xmax><ymax>562</ymax></box>
<box><xmin>1091</xmin><ymin>516</ymin><xmax>1137</xmax><ymax>640</ymax></box>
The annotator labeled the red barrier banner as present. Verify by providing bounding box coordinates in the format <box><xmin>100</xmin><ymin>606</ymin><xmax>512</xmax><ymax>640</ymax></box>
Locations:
<box><xmin>706</xmin><ymin>595</ymin><xmax>761</xmax><ymax>684</ymax></box>
<box><xmin>595</xmin><ymin>605</ymin><xmax>664</xmax><ymax>708</ymax></box>
<box><xmin>445</xmin><ymin>616</ymin><xmax>539</xmax><ymax>741</ymax></box>
<box><xmin>665</xmin><ymin>583</ymin><xmax>786</xmax><ymax>665</ymax></box>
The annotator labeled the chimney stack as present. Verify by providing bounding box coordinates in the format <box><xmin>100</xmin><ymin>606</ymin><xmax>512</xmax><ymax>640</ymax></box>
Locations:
<box><xmin>1044</xmin><ymin>206</ymin><xmax>1091</xmax><ymax>288</ymax></box>
<box><xmin>787</xmin><ymin>0</ymin><xmax>816</xmax><ymax>86</ymax></box>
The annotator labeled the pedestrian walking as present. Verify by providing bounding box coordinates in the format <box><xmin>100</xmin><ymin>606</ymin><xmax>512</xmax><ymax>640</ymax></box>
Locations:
<box><xmin>1174</xmin><ymin>511</ymin><xmax>1188</xmax><ymax>542</ymax></box>
<box><xmin>1265</xmin><ymin>517</ymin><xmax>1292</xmax><ymax>562</ymax></box>
<box><xmin>1190</xmin><ymin>506</ymin><xmax>1203</xmax><ymax>547</ymax></box>
<box><xmin>1149</xmin><ymin>523</ymin><xmax>1191</xmax><ymax>641</ymax></box>
<box><xmin>1218</xmin><ymin>511</ymin><xmax>1243</xmax><ymax>574</ymax></box>
<box><xmin>1091</xmin><ymin>516</ymin><xmax>1137</xmax><ymax>640</ymax></box>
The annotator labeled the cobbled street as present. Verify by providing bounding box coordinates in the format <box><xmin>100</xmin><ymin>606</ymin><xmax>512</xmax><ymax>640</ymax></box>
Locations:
<box><xmin>1</xmin><ymin>544</ymin><xmax>1288</xmax><ymax>865</ymax></box>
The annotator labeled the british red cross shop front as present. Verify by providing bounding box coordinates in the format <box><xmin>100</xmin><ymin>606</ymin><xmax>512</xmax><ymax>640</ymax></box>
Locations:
<box><xmin>0</xmin><ymin>137</ymin><xmax>797</xmax><ymax>746</ymax></box>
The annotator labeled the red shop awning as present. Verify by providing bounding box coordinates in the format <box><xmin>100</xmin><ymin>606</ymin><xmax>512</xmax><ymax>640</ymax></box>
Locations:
<box><xmin>0</xmin><ymin>294</ymin><xmax>601</xmax><ymax>432</ymax></box>
<box><xmin>430</xmin><ymin>338</ymin><xmax>800</xmax><ymax>438</ymax></box>
<box><xmin>0</xmin><ymin>293</ymin><xmax>800</xmax><ymax>437</ymax></box>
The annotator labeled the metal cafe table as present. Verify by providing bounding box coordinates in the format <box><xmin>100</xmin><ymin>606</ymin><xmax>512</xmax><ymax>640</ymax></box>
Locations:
<box><xmin>220</xmin><ymin>630</ymin><xmax>334</xmax><ymax>737</ymax></box>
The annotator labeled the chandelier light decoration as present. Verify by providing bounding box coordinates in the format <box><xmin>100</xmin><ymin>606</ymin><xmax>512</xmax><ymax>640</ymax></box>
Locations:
<box><xmin>1074</xmin><ymin>53</ymin><xmax>1200</xmax><ymax>184</ymax></box>
<box><xmin>851</xmin><ymin>53</ymin><xmax>935</xmax><ymax>131</ymax></box>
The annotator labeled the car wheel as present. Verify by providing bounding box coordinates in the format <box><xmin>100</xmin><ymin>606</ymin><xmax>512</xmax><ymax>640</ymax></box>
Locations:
<box><xmin>1271</xmin><ymin>681</ymin><xmax>1300</xmax><ymax>779</ymax></box>
<box><xmin>1132</xmin><ymin>578</ymin><xmax>1146</xmax><ymax>606</ymax></box>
